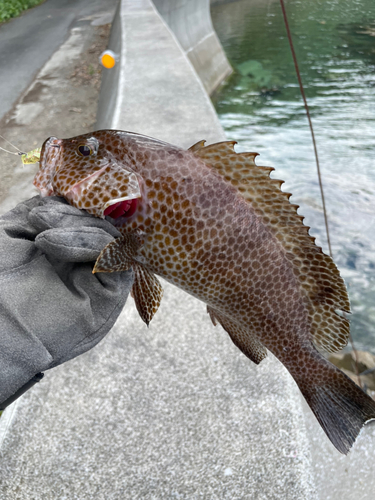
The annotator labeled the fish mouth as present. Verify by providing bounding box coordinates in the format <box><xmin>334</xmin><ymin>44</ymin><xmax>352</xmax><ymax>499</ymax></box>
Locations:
<box><xmin>103</xmin><ymin>198</ymin><xmax>139</xmax><ymax>219</ymax></box>
<box><xmin>41</xmin><ymin>137</ymin><xmax>62</xmax><ymax>173</ymax></box>
<box><xmin>34</xmin><ymin>137</ymin><xmax>63</xmax><ymax>196</ymax></box>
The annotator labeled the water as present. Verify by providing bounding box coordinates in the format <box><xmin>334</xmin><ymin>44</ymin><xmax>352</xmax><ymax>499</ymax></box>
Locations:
<box><xmin>211</xmin><ymin>0</ymin><xmax>375</xmax><ymax>352</ymax></box>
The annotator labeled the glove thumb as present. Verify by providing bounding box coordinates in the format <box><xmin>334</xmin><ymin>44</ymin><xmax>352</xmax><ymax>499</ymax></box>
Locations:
<box><xmin>35</xmin><ymin>227</ymin><xmax>115</xmax><ymax>262</ymax></box>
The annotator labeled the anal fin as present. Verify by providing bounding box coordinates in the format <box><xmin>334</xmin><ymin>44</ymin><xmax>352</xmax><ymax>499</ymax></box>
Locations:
<box><xmin>207</xmin><ymin>306</ymin><xmax>267</xmax><ymax>365</ymax></box>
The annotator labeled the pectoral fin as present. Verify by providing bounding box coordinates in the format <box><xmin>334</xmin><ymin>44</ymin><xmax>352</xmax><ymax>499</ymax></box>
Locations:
<box><xmin>207</xmin><ymin>306</ymin><xmax>267</xmax><ymax>365</ymax></box>
<box><xmin>93</xmin><ymin>233</ymin><xmax>142</xmax><ymax>273</ymax></box>
<box><xmin>93</xmin><ymin>232</ymin><xmax>163</xmax><ymax>325</ymax></box>
<box><xmin>132</xmin><ymin>263</ymin><xmax>163</xmax><ymax>326</ymax></box>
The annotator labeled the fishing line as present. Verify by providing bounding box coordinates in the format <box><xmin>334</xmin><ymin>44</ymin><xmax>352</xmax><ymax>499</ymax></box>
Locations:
<box><xmin>279</xmin><ymin>0</ymin><xmax>363</xmax><ymax>388</ymax></box>
<box><xmin>0</xmin><ymin>145</ymin><xmax>22</xmax><ymax>156</ymax></box>
<box><xmin>279</xmin><ymin>0</ymin><xmax>332</xmax><ymax>258</ymax></box>
<box><xmin>0</xmin><ymin>133</ymin><xmax>40</xmax><ymax>164</ymax></box>
<box><xmin>0</xmin><ymin>133</ymin><xmax>24</xmax><ymax>154</ymax></box>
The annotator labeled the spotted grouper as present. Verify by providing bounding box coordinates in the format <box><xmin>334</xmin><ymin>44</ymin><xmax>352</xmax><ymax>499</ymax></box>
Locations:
<box><xmin>33</xmin><ymin>130</ymin><xmax>375</xmax><ymax>454</ymax></box>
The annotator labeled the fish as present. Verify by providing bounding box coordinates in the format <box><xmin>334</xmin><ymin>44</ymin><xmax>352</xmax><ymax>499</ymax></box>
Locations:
<box><xmin>33</xmin><ymin>129</ymin><xmax>375</xmax><ymax>454</ymax></box>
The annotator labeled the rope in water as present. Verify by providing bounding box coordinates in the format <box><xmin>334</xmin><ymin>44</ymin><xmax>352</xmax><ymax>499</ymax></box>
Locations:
<box><xmin>279</xmin><ymin>0</ymin><xmax>332</xmax><ymax>258</ymax></box>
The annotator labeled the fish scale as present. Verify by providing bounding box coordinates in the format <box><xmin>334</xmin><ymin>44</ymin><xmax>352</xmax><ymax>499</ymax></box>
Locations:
<box><xmin>33</xmin><ymin>129</ymin><xmax>375</xmax><ymax>455</ymax></box>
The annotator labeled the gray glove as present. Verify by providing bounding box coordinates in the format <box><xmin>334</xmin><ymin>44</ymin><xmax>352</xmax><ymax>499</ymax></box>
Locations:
<box><xmin>0</xmin><ymin>196</ymin><xmax>133</xmax><ymax>407</ymax></box>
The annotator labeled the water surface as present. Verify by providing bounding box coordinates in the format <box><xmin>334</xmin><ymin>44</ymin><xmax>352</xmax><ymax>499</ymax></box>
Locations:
<box><xmin>211</xmin><ymin>0</ymin><xmax>375</xmax><ymax>352</ymax></box>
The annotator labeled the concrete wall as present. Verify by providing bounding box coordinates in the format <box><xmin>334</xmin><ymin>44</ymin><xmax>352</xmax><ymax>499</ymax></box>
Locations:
<box><xmin>152</xmin><ymin>0</ymin><xmax>232</xmax><ymax>94</ymax></box>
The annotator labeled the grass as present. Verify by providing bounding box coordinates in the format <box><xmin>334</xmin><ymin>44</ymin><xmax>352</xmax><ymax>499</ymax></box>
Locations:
<box><xmin>0</xmin><ymin>0</ymin><xmax>45</xmax><ymax>23</ymax></box>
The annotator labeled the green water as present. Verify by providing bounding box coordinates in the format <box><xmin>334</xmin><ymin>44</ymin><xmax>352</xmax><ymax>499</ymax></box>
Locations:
<box><xmin>211</xmin><ymin>0</ymin><xmax>375</xmax><ymax>352</ymax></box>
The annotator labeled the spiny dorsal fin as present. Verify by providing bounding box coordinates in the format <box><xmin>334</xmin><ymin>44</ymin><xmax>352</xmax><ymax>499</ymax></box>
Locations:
<box><xmin>207</xmin><ymin>306</ymin><xmax>267</xmax><ymax>365</ymax></box>
<box><xmin>193</xmin><ymin>141</ymin><xmax>350</xmax><ymax>354</ymax></box>
<box><xmin>188</xmin><ymin>140</ymin><xmax>206</xmax><ymax>152</ymax></box>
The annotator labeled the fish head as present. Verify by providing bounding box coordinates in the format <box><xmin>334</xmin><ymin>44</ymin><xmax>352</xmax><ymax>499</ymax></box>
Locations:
<box><xmin>33</xmin><ymin>134</ymin><xmax>141</xmax><ymax>219</ymax></box>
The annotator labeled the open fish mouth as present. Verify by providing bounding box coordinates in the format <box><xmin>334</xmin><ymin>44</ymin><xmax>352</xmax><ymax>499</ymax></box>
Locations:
<box><xmin>103</xmin><ymin>198</ymin><xmax>139</xmax><ymax>219</ymax></box>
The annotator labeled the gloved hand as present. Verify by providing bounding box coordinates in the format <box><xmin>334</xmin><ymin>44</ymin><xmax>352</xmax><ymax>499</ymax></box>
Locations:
<box><xmin>0</xmin><ymin>196</ymin><xmax>133</xmax><ymax>408</ymax></box>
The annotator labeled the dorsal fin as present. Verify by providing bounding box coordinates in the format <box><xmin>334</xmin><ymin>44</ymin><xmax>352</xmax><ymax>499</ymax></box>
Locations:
<box><xmin>188</xmin><ymin>140</ymin><xmax>206</xmax><ymax>152</ymax></box>
<box><xmin>192</xmin><ymin>141</ymin><xmax>350</xmax><ymax>354</ymax></box>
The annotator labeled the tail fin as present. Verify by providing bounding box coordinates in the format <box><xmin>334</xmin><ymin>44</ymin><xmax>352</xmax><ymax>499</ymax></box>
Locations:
<box><xmin>296</xmin><ymin>353</ymin><xmax>375</xmax><ymax>454</ymax></box>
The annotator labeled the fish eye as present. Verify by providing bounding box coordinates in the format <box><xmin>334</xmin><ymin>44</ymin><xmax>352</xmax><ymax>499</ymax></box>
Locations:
<box><xmin>78</xmin><ymin>144</ymin><xmax>93</xmax><ymax>157</ymax></box>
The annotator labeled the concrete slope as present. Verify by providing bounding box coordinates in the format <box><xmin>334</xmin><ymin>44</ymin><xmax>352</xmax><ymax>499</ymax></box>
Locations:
<box><xmin>152</xmin><ymin>0</ymin><xmax>232</xmax><ymax>94</ymax></box>
<box><xmin>0</xmin><ymin>1</ymin><xmax>317</xmax><ymax>499</ymax></box>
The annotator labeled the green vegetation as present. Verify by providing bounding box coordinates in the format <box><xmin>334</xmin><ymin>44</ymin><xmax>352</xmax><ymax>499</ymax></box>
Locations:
<box><xmin>0</xmin><ymin>0</ymin><xmax>44</xmax><ymax>23</ymax></box>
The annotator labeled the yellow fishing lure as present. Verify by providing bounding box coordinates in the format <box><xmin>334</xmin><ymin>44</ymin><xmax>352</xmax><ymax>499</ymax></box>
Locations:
<box><xmin>21</xmin><ymin>148</ymin><xmax>41</xmax><ymax>165</ymax></box>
